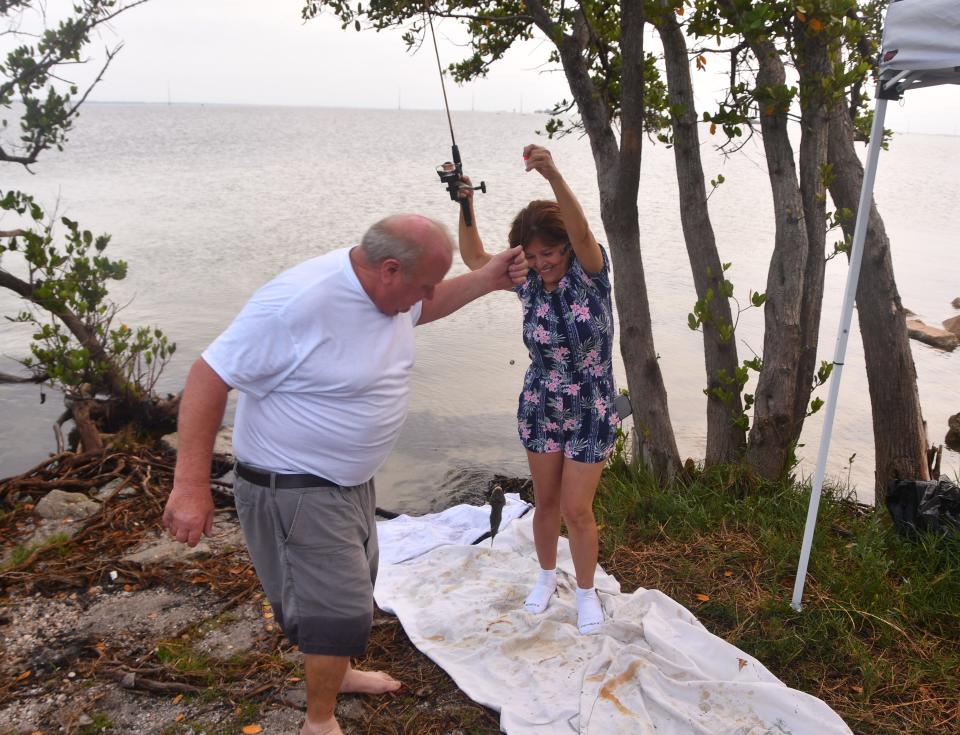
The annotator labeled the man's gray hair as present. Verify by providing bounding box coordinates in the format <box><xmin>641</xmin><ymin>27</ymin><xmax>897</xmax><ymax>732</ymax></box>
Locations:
<box><xmin>360</xmin><ymin>218</ymin><xmax>426</xmax><ymax>272</ymax></box>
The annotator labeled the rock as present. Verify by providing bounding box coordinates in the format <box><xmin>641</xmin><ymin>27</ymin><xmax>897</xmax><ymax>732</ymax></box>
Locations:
<box><xmin>209</xmin><ymin>511</ymin><xmax>244</xmax><ymax>550</ymax></box>
<box><xmin>943</xmin><ymin>315</ymin><xmax>960</xmax><ymax>339</ymax></box>
<box><xmin>1</xmin><ymin>516</ymin><xmax>82</xmax><ymax>568</ymax></box>
<box><xmin>162</xmin><ymin>425</ymin><xmax>233</xmax><ymax>456</ymax></box>
<box><xmin>82</xmin><ymin>588</ymin><xmax>214</xmax><ymax>642</ymax></box>
<box><xmin>34</xmin><ymin>489</ymin><xmax>100</xmax><ymax>520</ymax></box>
<box><xmin>952</xmin><ymin>297</ymin><xmax>960</xmax><ymax>309</ymax></box>
<box><xmin>947</xmin><ymin>413</ymin><xmax>960</xmax><ymax>452</ymax></box>
<box><xmin>122</xmin><ymin>535</ymin><xmax>212</xmax><ymax>565</ymax></box>
<box><xmin>282</xmin><ymin>687</ymin><xmax>307</xmax><ymax>708</ymax></box>
<box><xmin>903</xmin><ymin>307</ymin><xmax>915</xmax><ymax>317</ymax></box>
<box><xmin>92</xmin><ymin>477</ymin><xmax>135</xmax><ymax>501</ymax></box>
<box><xmin>26</xmin><ymin>518</ymin><xmax>83</xmax><ymax>546</ymax></box>
<box><xmin>337</xmin><ymin>698</ymin><xmax>368</xmax><ymax>721</ymax></box>
<box><xmin>906</xmin><ymin>319</ymin><xmax>959</xmax><ymax>351</ymax></box>
<box><xmin>195</xmin><ymin>602</ymin><xmax>264</xmax><ymax>660</ymax></box>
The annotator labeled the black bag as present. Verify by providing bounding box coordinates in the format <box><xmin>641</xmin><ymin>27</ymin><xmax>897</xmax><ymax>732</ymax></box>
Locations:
<box><xmin>886</xmin><ymin>477</ymin><xmax>960</xmax><ymax>538</ymax></box>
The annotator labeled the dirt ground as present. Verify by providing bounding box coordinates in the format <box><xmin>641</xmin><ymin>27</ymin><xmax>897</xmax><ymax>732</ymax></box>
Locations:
<box><xmin>1</xmin><ymin>449</ymin><xmax>523</xmax><ymax>735</ymax></box>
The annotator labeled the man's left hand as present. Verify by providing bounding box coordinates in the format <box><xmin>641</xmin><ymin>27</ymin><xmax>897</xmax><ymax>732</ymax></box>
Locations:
<box><xmin>484</xmin><ymin>244</ymin><xmax>527</xmax><ymax>290</ymax></box>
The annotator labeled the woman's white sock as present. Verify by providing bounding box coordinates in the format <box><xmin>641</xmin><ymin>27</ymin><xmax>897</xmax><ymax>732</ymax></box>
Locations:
<box><xmin>576</xmin><ymin>586</ymin><xmax>604</xmax><ymax>634</ymax></box>
<box><xmin>523</xmin><ymin>568</ymin><xmax>558</xmax><ymax>613</ymax></box>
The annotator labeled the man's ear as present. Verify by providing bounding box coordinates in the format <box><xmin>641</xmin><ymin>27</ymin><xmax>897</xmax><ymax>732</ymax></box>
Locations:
<box><xmin>380</xmin><ymin>258</ymin><xmax>402</xmax><ymax>283</ymax></box>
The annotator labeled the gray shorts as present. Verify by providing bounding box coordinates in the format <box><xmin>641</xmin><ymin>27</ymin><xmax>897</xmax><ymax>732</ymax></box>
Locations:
<box><xmin>233</xmin><ymin>473</ymin><xmax>378</xmax><ymax>657</ymax></box>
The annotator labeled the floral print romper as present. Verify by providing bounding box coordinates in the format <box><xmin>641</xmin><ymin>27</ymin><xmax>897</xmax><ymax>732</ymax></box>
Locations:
<box><xmin>515</xmin><ymin>246</ymin><xmax>618</xmax><ymax>463</ymax></box>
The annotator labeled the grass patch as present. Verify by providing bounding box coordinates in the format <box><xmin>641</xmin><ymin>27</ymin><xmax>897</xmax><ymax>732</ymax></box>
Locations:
<box><xmin>155</xmin><ymin>641</ymin><xmax>220</xmax><ymax>687</ymax></box>
<box><xmin>595</xmin><ymin>455</ymin><xmax>960</xmax><ymax>734</ymax></box>
<box><xmin>1</xmin><ymin>531</ymin><xmax>71</xmax><ymax>570</ymax></box>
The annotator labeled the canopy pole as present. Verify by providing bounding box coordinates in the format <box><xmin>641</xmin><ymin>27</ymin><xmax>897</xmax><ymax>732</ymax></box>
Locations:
<box><xmin>790</xmin><ymin>96</ymin><xmax>889</xmax><ymax>611</ymax></box>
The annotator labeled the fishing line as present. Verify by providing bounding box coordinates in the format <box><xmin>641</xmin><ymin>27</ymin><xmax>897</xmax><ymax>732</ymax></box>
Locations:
<box><xmin>427</xmin><ymin>9</ymin><xmax>457</xmax><ymax>148</ymax></box>
<box><xmin>424</xmin><ymin>4</ymin><xmax>485</xmax><ymax>225</ymax></box>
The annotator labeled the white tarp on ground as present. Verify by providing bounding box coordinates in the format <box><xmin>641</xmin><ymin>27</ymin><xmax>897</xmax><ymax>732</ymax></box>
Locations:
<box><xmin>376</xmin><ymin>492</ymin><xmax>531</xmax><ymax>565</ymax></box>
<box><xmin>375</xmin><ymin>506</ymin><xmax>852</xmax><ymax>735</ymax></box>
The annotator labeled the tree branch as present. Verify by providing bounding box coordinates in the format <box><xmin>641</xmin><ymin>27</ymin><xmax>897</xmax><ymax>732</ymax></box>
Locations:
<box><xmin>0</xmin><ymin>266</ymin><xmax>135</xmax><ymax>399</ymax></box>
<box><xmin>0</xmin><ymin>370</ymin><xmax>48</xmax><ymax>383</ymax></box>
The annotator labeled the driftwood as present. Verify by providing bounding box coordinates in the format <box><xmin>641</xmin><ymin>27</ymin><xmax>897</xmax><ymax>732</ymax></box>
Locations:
<box><xmin>0</xmin><ymin>370</ymin><xmax>48</xmax><ymax>384</ymax></box>
<box><xmin>101</xmin><ymin>668</ymin><xmax>203</xmax><ymax>694</ymax></box>
<box><xmin>70</xmin><ymin>399</ymin><xmax>104</xmax><ymax>453</ymax></box>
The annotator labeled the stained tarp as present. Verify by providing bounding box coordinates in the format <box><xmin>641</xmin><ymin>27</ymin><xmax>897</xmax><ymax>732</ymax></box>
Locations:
<box><xmin>375</xmin><ymin>507</ymin><xmax>853</xmax><ymax>734</ymax></box>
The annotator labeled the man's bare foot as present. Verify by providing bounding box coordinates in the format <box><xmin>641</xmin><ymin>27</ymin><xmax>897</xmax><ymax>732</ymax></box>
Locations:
<box><xmin>339</xmin><ymin>667</ymin><xmax>402</xmax><ymax>695</ymax></box>
<box><xmin>299</xmin><ymin>715</ymin><xmax>343</xmax><ymax>735</ymax></box>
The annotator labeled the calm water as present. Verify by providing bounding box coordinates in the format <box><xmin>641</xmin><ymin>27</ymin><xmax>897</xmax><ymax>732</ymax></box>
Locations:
<box><xmin>1</xmin><ymin>104</ymin><xmax>957</xmax><ymax>510</ymax></box>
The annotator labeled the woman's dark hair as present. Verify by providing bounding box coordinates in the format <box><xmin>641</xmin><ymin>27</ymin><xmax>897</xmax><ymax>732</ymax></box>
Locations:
<box><xmin>508</xmin><ymin>200</ymin><xmax>569</xmax><ymax>250</ymax></box>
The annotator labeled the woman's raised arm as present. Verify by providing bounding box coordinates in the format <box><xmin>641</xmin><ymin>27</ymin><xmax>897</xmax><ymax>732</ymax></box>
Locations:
<box><xmin>523</xmin><ymin>144</ymin><xmax>603</xmax><ymax>274</ymax></box>
<box><xmin>457</xmin><ymin>175</ymin><xmax>492</xmax><ymax>271</ymax></box>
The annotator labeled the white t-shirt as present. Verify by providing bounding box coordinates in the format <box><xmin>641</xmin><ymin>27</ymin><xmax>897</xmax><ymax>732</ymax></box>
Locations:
<box><xmin>202</xmin><ymin>247</ymin><xmax>422</xmax><ymax>486</ymax></box>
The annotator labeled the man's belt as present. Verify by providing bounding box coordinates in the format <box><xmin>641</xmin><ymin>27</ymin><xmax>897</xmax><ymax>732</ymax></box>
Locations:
<box><xmin>235</xmin><ymin>462</ymin><xmax>338</xmax><ymax>489</ymax></box>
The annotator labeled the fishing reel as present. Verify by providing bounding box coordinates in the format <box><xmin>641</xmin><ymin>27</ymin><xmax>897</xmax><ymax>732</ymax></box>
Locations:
<box><xmin>436</xmin><ymin>144</ymin><xmax>485</xmax><ymax>227</ymax></box>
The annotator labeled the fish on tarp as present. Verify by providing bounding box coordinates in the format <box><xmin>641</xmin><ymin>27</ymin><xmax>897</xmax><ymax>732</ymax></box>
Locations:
<box><xmin>488</xmin><ymin>483</ymin><xmax>505</xmax><ymax>546</ymax></box>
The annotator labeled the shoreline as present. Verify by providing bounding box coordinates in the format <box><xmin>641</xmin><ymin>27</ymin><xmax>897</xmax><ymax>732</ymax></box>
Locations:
<box><xmin>2</xmin><ymin>445</ymin><xmax>958</xmax><ymax>734</ymax></box>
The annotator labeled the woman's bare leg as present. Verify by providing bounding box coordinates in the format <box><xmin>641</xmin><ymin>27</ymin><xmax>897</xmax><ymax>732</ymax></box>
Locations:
<box><xmin>523</xmin><ymin>450</ymin><xmax>564</xmax><ymax>612</ymax></box>
<box><xmin>560</xmin><ymin>457</ymin><xmax>606</xmax><ymax>632</ymax></box>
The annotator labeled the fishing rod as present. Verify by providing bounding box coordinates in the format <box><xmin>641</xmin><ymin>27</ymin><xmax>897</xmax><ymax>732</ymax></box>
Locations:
<box><xmin>426</xmin><ymin>7</ymin><xmax>485</xmax><ymax>226</ymax></box>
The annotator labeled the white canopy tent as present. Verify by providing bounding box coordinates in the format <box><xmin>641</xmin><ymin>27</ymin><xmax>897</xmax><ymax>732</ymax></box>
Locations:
<box><xmin>792</xmin><ymin>0</ymin><xmax>960</xmax><ymax>610</ymax></box>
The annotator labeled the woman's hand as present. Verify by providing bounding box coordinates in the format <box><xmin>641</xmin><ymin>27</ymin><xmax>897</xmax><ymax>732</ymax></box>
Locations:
<box><xmin>457</xmin><ymin>174</ymin><xmax>474</xmax><ymax>202</ymax></box>
<box><xmin>523</xmin><ymin>144</ymin><xmax>561</xmax><ymax>183</ymax></box>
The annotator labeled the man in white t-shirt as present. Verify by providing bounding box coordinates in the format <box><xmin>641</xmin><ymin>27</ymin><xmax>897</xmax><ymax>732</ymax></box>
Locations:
<box><xmin>162</xmin><ymin>214</ymin><xmax>526</xmax><ymax>735</ymax></box>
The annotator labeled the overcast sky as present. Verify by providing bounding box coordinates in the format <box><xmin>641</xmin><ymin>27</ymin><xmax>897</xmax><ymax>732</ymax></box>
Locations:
<box><xmin>26</xmin><ymin>0</ymin><xmax>960</xmax><ymax>135</ymax></box>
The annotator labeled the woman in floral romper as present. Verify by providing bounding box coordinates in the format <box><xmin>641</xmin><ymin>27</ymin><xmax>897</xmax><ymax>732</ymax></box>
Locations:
<box><xmin>458</xmin><ymin>144</ymin><xmax>618</xmax><ymax>634</ymax></box>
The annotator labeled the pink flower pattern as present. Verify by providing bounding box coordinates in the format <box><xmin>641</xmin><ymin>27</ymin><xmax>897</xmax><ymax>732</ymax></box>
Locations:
<box><xmin>594</xmin><ymin>397</ymin><xmax>607</xmax><ymax>418</ymax></box>
<box><xmin>571</xmin><ymin>302</ymin><xmax>591</xmax><ymax>322</ymax></box>
<box><xmin>514</xmin><ymin>247</ymin><xmax>618</xmax><ymax>462</ymax></box>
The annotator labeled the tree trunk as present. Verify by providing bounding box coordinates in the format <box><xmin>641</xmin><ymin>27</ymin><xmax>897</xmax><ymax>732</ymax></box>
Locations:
<box><xmin>70</xmin><ymin>400</ymin><xmax>104</xmax><ymax>453</ymax></box>
<box><xmin>657</xmin><ymin>14</ymin><xmax>745</xmax><ymax>466</ymax></box>
<box><xmin>744</xmin><ymin>38</ymin><xmax>813</xmax><ymax>480</ymax></box>
<box><xmin>827</xmin><ymin>100</ymin><xmax>929</xmax><ymax>504</ymax></box>
<box><xmin>526</xmin><ymin>0</ymin><xmax>681</xmax><ymax>479</ymax></box>
<box><xmin>790</xmin><ymin>26</ymin><xmax>831</xmax><ymax>444</ymax></box>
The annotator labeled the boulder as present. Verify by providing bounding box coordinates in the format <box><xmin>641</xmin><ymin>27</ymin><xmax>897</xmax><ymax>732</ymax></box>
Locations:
<box><xmin>34</xmin><ymin>489</ymin><xmax>100</xmax><ymax>521</ymax></box>
<box><xmin>92</xmin><ymin>477</ymin><xmax>136</xmax><ymax>501</ymax></box>
<box><xmin>947</xmin><ymin>413</ymin><xmax>960</xmax><ymax>452</ymax></box>
<box><xmin>0</xmin><ymin>518</ymin><xmax>82</xmax><ymax>567</ymax></box>
<box><xmin>952</xmin><ymin>297</ymin><xmax>960</xmax><ymax>309</ymax></box>
<box><xmin>942</xmin><ymin>315</ymin><xmax>960</xmax><ymax>339</ymax></box>
<box><xmin>162</xmin><ymin>425</ymin><xmax>233</xmax><ymax>456</ymax></box>
<box><xmin>122</xmin><ymin>536</ymin><xmax>211</xmax><ymax>565</ymax></box>
<box><xmin>906</xmin><ymin>319</ymin><xmax>958</xmax><ymax>351</ymax></box>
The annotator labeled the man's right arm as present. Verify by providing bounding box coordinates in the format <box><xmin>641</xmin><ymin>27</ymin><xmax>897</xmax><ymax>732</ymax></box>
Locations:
<box><xmin>162</xmin><ymin>357</ymin><xmax>230</xmax><ymax>547</ymax></box>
